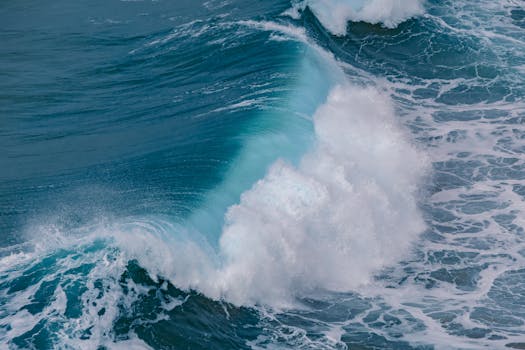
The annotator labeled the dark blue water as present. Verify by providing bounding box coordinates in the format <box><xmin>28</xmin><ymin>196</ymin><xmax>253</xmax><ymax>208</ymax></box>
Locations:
<box><xmin>2</xmin><ymin>0</ymin><xmax>525</xmax><ymax>349</ymax></box>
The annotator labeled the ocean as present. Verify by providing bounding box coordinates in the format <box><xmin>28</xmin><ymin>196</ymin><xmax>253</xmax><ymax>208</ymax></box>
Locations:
<box><xmin>1</xmin><ymin>0</ymin><xmax>525</xmax><ymax>349</ymax></box>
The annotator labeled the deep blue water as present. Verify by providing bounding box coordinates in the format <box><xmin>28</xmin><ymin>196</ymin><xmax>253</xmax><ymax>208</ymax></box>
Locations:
<box><xmin>2</xmin><ymin>0</ymin><xmax>525</xmax><ymax>349</ymax></box>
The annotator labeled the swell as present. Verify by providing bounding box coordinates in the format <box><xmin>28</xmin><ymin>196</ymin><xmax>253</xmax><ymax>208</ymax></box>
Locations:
<box><xmin>0</xmin><ymin>2</ymin><xmax>434</xmax><ymax>348</ymax></box>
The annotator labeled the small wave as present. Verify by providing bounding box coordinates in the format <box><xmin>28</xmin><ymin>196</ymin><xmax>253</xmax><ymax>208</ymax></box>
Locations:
<box><xmin>288</xmin><ymin>0</ymin><xmax>425</xmax><ymax>35</ymax></box>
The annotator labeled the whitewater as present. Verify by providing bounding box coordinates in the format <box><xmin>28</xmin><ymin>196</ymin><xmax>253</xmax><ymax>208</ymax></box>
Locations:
<box><xmin>1</xmin><ymin>0</ymin><xmax>525</xmax><ymax>349</ymax></box>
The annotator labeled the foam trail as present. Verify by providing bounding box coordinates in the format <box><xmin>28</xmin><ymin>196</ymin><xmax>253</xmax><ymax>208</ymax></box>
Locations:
<box><xmin>289</xmin><ymin>0</ymin><xmax>425</xmax><ymax>35</ymax></box>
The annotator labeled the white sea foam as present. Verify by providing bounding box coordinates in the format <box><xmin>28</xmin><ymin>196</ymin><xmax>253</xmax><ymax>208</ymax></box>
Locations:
<box><xmin>289</xmin><ymin>0</ymin><xmax>425</xmax><ymax>35</ymax></box>
<box><xmin>210</xmin><ymin>84</ymin><xmax>429</xmax><ymax>305</ymax></box>
<box><xmin>0</xmin><ymin>222</ymin><xmax>171</xmax><ymax>349</ymax></box>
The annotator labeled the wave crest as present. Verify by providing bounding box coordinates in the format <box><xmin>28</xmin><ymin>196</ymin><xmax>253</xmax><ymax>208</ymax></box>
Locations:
<box><xmin>290</xmin><ymin>0</ymin><xmax>425</xmax><ymax>35</ymax></box>
<box><xmin>212</xmin><ymin>84</ymin><xmax>429</xmax><ymax>305</ymax></box>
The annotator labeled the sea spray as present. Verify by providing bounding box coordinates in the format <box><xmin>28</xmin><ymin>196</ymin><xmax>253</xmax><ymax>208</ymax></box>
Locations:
<box><xmin>288</xmin><ymin>0</ymin><xmax>425</xmax><ymax>35</ymax></box>
<box><xmin>212</xmin><ymin>84</ymin><xmax>429</xmax><ymax>305</ymax></box>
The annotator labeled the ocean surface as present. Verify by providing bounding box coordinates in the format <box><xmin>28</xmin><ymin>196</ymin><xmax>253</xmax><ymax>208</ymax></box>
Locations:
<box><xmin>1</xmin><ymin>0</ymin><xmax>525</xmax><ymax>349</ymax></box>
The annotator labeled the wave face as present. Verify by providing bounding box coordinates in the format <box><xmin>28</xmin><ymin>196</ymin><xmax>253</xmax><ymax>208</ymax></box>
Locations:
<box><xmin>2</xmin><ymin>0</ymin><xmax>525</xmax><ymax>349</ymax></box>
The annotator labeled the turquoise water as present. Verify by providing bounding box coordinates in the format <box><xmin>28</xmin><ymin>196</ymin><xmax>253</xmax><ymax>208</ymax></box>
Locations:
<box><xmin>2</xmin><ymin>0</ymin><xmax>525</xmax><ymax>348</ymax></box>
